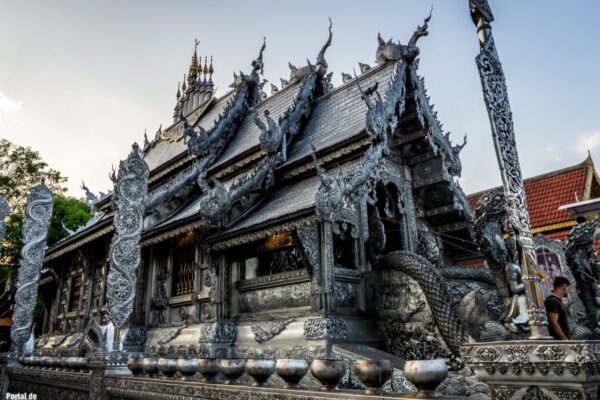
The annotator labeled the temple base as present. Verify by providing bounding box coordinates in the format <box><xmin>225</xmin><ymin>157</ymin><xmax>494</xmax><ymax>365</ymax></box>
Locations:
<box><xmin>462</xmin><ymin>340</ymin><xmax>600</xmax><ymax>400</ymax></box>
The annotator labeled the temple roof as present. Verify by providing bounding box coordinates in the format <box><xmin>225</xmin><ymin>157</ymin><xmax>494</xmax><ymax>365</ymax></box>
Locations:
<box><xmin>143</xmin><ymin>91</ymin><xmax>235</xmax><ymax>172</ymax></box>
<box><xmin>210</xmin><ymin>62</ymin><xmax>396</xmax><ymax>173</ymax></box>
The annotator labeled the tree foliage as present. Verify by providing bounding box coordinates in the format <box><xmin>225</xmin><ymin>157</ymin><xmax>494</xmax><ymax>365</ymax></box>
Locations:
<box><xmin>0</xmin><ymin>139</ymin><xmax>91</xmax><ymax>279</ymax></box>
<box><xmin>47</xmin><ymin>195</ymin><xmax>92</xmax><ymax>246</ymax></box>
<box><xmin>0</xmin><ymin>138</ymin><xmax>66</xmax><ymax>213</ymax></box>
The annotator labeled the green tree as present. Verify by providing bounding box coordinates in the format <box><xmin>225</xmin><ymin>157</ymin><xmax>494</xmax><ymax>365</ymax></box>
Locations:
<box><xmin>0</xmin><ymin>139</ymin><xmax>91</xmax><ymax>281</ymax></box>
<box><xmin>0</xmin><ymin>139</ymin><xmax>66</xmax><ymax>213</ymax></box>
<box><xmin>47</xmin><ymin>195</ymin><xmax>92</xmax><ymax>246</ymax></box>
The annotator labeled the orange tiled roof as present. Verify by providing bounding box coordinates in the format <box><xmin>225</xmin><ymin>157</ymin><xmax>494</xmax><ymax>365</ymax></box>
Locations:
<box><xmin>468</xmin><ymin>162</ymin><xmax>588</xmax><ymax>229</ymax></box>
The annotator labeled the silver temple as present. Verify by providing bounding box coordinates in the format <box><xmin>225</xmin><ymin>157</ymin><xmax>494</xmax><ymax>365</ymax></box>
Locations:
<box><xmin>2</xmin><ymin>5</ymin><xmax>600</xmax><ymax>400</ymax></box>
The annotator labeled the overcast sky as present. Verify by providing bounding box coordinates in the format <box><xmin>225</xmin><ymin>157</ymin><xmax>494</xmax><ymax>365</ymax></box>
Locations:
<box><xmin>1</xmin><ymin>0</ymin><xmax>599</xmax><ymax>199</ymax></box>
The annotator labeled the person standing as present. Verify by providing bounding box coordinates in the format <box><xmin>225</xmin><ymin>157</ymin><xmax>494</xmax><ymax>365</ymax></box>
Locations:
<box><xmin>544</xmin><ymin>276</ymin><xmax>571</xmax><ymax>340</ymax></box>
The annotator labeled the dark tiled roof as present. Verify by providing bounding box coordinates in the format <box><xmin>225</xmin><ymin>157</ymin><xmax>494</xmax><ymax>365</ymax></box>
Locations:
<box><xmin>143</xmin><ymin>91</ymin><xmax>235</xmax><ymax>172</ymax></box>
<box><xmin>284</xmin><ymin>62</ymin><xmax>395</xmax><ymax>166</ymax></box>
<box><xmin>211</xmin><ymin>82</ymin><xmax>303</xmax><ymax>170</ymax></box>
<box><xmin>468</xmin><ymin>161</ymin><xmax>588</xmax><ymax>229</ymax></box>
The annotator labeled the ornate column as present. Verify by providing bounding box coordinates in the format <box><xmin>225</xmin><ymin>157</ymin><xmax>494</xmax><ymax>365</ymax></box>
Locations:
<box><xmin>10</xmin><ymin>182</ymin><xmax>54</xmax><ymax>351</ymax></box>
<box><xmin>106</xmin><ymin>143</ymin><xmax>149</xmax><ymax>348</ymax></box>
<box><xmin>469</xmin><ymin>0</ymin><xmax>550</xmax><ymax>339</ymax></box>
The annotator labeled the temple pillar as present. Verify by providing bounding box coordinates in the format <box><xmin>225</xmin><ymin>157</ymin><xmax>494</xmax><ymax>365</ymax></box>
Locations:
<box><xmin>469</xmin><ymin>0</ymin><xmax>550</xmax><ymax>338</ymax></box>
<box><xmin>87</xmin><ymin>351</ymin><xmax>132</xmax><ymax>400</ymax></box>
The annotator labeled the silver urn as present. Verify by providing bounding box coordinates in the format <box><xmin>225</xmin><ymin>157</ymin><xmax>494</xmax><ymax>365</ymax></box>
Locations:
<box><xmin>176</xmin><ymin>358</ymin><xmax>197</xmax><ymax>381</ymax></box>
<box><xmin>354</xmin><ymin>359</ymin><xmax>393</xmax><ymax>395</ymax></box>
<box><xmin>196</xmin><ymin>358</ymin><xmax>220</xmax><ymax>383</ymax></box>
<box><xmin>141</xmin><ymin>357</ymin><xmax>159</xmax><ymax>377</ymax></box>
<box><xmin>127</xmin><ymin>355</ymin><xmax>145</xmax><ymax>376</ymax></box>
<box><xmin>219</xmin><ymin>358</ymin><xmax>247</xmax><ymax>385</ymax></box>
<box><xmin>246</xmin><ymin>359</ymin><xmax>276</xmax><ymax>387</ymax></box>
<box><xmin>275</xmin><ymin>359</ymin><xmax>309</xmax><ymax>389</ymax></box>
<box><xmin>157</xmin><ymin>358</ymin><xmax>178</xmax><ymax>379</ymax></box>
<box><xmin>310</xmin><ymin>359</ymin><xmax>346</xmax><ymax>391</ymax></box>
<box><xmin>403</xmin><ymin>359</ymin><xmax>448</xmax><ymax>399</ymax></box>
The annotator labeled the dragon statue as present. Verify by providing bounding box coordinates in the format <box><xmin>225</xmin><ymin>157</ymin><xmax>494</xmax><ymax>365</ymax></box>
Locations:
<box><xmin>106</xmin><ymin>143</ymin><xmax>149</xmax><ymax>331</ymax></box>
<box><xmin>10</xmin><ymin>182</ymin><xmax>54</xmax><ymax>351</ymax></box>
<box><xmin>470</xmin><ymin>188</ymin><xmax>533</xmax><ymax>338</ymax></box>
<box><xmin>377</xmin><ymin>251</ymin><xmax>467</xmax><ymax>356</ymax></box>
<box><xmin>565</xmin><ymin>220</ymin><xmax>600</xmax><ymax>329</ymax></box>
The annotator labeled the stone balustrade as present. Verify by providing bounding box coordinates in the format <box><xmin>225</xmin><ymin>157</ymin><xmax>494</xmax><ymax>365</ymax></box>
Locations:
<box><xmin>1</xmin><ymin>352</ymin><xmax>464</xmax><ymax>399</ymax></box>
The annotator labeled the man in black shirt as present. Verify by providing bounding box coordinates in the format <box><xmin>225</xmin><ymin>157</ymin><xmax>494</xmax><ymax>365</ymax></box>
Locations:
<box><xmin>544</xmin><ymin>276</ymin><xmax>571</xmax><ymax>340</ymax></box>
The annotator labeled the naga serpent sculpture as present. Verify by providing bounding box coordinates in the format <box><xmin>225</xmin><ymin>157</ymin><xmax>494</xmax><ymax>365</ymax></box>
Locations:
<box><xmin>377</xmin><ymin>250</ymin><xmax>467</xmax><ymax>356</ymax></box>
<box><xmin>10</xmin><ymin>183</ymin><xmax>54</xmax><ymax>351</ymax></box>
<box><xmin>106</xmin><ymin>143</ymin><xmax>149</xmax><ymax>329</ymax></box>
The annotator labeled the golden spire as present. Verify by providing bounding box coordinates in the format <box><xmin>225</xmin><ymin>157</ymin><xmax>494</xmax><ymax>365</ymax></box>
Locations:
<box><xmin>182</xmin><ymin>74</ymin><xmax>187</xmax><ymax>91</ymax></box>
<box><xmin>203</xmin><ymin>56</ymin><xmax>208</xmax><ymax>75</ymax></box>
<box><xmin>209</xmin><ymin>55</ymin><xmax>214</xmax><ymax>75</ymax></box>
<box><xmin>176</xmin><ymin>82</ymin><xmax>181</xmax><ymax>99</ymax></box>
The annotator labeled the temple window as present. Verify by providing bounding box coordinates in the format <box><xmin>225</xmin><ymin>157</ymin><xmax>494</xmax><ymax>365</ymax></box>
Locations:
<box><xmin>237</xmin><ymin>232</ymin><xmax>304</xmax><ymax>279</ymax></box>
<box><xmin>333</xmin><ymin>233</ymin><xmax>358</xmax><ymax>270</ymax></box>
<box><xmin>172</xmin><ymin>245</ymin><xmax>195</xmax><ymax>296</ymax></box>
<box><xmin>68</xmin><ymin>274</ymin><xmax>83</xmax><ymax>312</ymax></box>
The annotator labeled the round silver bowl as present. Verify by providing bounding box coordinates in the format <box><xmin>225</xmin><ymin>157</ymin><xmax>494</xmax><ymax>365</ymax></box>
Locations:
<box><xmin>275</xmin><ymin>359</ymin><xmax>309</xmax><ymax>389</ymax></box>
<box><xmin>246</xmin><ymin>359</ymin><xmax>276</xmax><ymax>387</ymax></box>
<box><xmin>403</xmin><ymin>359</ymin><xmax>448</xmax><ymax>399</ymax></box>
<box><xmin>196</xmin><ymin>358</ymin><xmax>220</xmax><ymax>383</ymax></box>
<box><xmin>73</xmin><ymin>357</ymin><xmax>88</xmax><ymax>371</ymax></box>
<box><xmin>40</xmin><ymin>356</ymin><xmax>52</xmax><ymax>369</ymax></box>
<box><xmin>142</xmin><ymin>357</ymin><xmax>159</xmax><ymax>377</ymax></box>
<box><xmin>354</xmin><ymin>359</ymin><xmax>393</xmax><ymax>395</ymax></box>
<box><xmin>310</xmin><ymin>359</ymin><xmax>346</xmax><ymax>391</ymax></box>
<box><xmin>157</xmin><ymin>358</ymin><xmax>178</xmax><ymax>379</ymax></box>
<box><xmin>219</xmin><ymin>358</ymin><xmax>246</xmax><ymax>385</ymax></box>
<box><xmin>127</xmin><ymin>355</ymin><xmax>145</xmax><ymax>376</ymax></box>
<box><xmin>176</xmin><ymin>358</ymin><xmax>198</xmax><ymax>381</ymax></box>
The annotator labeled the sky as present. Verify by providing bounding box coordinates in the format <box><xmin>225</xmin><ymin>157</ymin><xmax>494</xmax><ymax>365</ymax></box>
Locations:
<box><xmin>0</xmin><ymin>0</ymin><xmax>599</xmax><ymax>199</ymax></box>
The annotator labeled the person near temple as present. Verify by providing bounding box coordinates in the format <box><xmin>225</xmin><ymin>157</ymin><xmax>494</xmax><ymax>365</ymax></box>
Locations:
<box><xmin>544</xmin><ymin>276</ymin><xmax>571</xmax><ymax>340</ymax></box>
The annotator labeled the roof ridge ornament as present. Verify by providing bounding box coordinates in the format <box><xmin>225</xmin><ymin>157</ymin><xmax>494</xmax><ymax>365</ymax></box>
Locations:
<box><xmin>375</xmin><ymin>7</ymin><xmax>432</xmax><ymax>64</ymax></box>
<box><xmin>287</xmin><ymin>20</ymin><xmax>332</xmax><ymax>86</ymax></box>
<box><xmin>315</xmin><ymin>18</ymin><xmax>332</xmax><ymax>76</ymax></box>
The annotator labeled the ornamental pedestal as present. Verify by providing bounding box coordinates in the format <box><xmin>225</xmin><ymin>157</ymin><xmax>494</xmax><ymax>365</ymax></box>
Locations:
<box><xmin>87</xmin><ymin>351</ymin><xmax>132</xmax><ymax>400</ymax></box>
<box><xmin>462</xmin><ymin>340</ymin><xmax>600</xmax><ymax>400</ymax></box>
<box><xmin>0</xmin><ymin>353</ymin><xmax>19</xmax><ymax>397</ymax></box>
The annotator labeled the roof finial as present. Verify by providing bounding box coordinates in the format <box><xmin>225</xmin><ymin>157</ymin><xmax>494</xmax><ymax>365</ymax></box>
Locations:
<box><xmin>176</xmin><ymin>82</ymin><xmax>181</xmax><ymax>99</ymax></box>
<box><xmin>209</xmin><ymin>55</ymin><xmax>214</xmax><ymax>77</ymax></box>
<box><xmin>189</xmin><ymin>39</ymin><xmax>200</xmax><ymax>82</ymax></box>
<box><xmin>203</xmin><ymin>56</ymin><xmax>208</xmax><ymax>82</ymax></box>
<box><xmin>182</xmin><ymin>75</ymin><xmax>187</xmax><ymax>91</ymax></box>
<box><xmin>315</xmin><ymin>18</ymin><xmax>333</xmax><ymax>75</ymax></box>
<box><xmin>407</xmin><ymin>5</ymin><xmax>433</xmax><ymax>48</ymax></box>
